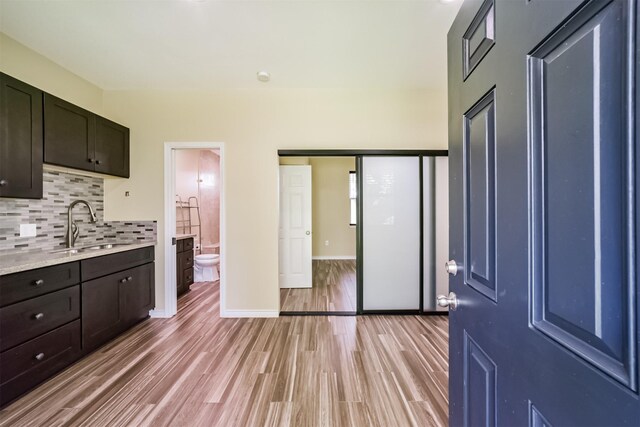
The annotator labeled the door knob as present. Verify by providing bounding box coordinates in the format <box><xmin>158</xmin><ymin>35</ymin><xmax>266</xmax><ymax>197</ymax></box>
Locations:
<box><xmin>445</xmin><ymin>260</ymin><xmax>461</xmax><ymax>276</ymax></box>
<box><xmin>437</xmin><ymin>292</ymin><xmax>458</xmax><ymax>310</ymax></box>
<box><xmin>306</xmin><ymin>231</ymin><xmax>310</xmax><ymax>235</ymax></box>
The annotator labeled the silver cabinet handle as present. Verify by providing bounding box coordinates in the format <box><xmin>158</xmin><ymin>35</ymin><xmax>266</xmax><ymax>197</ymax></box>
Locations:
<box><xmin>33</xmin><ymin>279</ymin><xmax>45</xmax><ymax>287</ymax></box>
<box><xmin>437</xmin><ymin>292</ymin><xmax>458</xmax><ymax>311</ymax></box>
<box><xmin>34</xmin><ymin>313</ymin><xmax>44</xmax><ymax>320</ymax></box>
<box><xmin>0</xmin><ymin>179</ymin><xmax>7</xmax><ymax>186</ymax></box>
<box><xmin>35</xmin><ymin>353</ymin><xmax>45</xmax><ymax>361</ymax></box>
<box><xmin>445</xmin><ymin>260</ymin><xmax>461</xmax><ymax>276</ymax></box>
<box><xmin>127</xmin><ymin>276</ymin><xmax>133</xmax><ymax>282</ymax></box>
<box><xmin>306</xmin><ymin>231</ymin><xmax>310</xmax><ymax>235</ymax></box>
<box><xmin>120</xmin><ymin>278</ymin><xmax>127</xmax><ymax>283</ymax></box>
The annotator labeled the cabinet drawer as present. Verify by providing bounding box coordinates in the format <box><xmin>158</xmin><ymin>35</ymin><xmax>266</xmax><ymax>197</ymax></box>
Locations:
<box><xmin>183</xmin><ymin>268</ymin><xmax>194</xmax><ymax>287</ymax></box>
<box><xmin>0</xmin><ymin>320</ymin><xmax>81</xmax><ymax>406</ymax></box>
<box><xmin>0</xmin><ymin>262</ymin><xmax>80</xmax><ymax>308</ymax></box>
<box><xmin>81</xmin><ymin>246</ymin><xmax>154</xmax><ymax>281</ymax></box>
<box><xmin>0</xmin><ymin>285</ymin><xmax>80</xmax><ymax>352</ymax></box>
<box><xmin>179</xmin><ymin>251</ymin><xmax>193</xmax><ymax>270</ymax></box>
<box><xmin>182</xmin><ymin>238</ymin><xmax>194</xmax><ymax>252</ymax></box>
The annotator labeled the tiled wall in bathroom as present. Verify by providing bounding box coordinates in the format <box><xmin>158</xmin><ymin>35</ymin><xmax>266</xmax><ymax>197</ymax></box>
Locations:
<box><xmin>0</xmin><ymin>169</ymin><xmax>156</xmax><ymax>254</ymax></box>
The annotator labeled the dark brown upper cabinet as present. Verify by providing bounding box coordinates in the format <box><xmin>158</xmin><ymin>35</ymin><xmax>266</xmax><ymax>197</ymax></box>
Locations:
<box><xmin>0</xmin><ymin>73</ymin><xmax>43</xmax><ymax>199</ymax></box>
<box><xmin>95</xmin><ymin>116</ymin><xmax>129</xmax><ymax>177</ymax></box>
<box><xmin>44</xmin><ymin>93</ymin><xmax>129</xmax><ymax>178</ymax></box>
<box><xmin>43</xmin><ymin>94</ymin><xmax>95</xmax><ymax>172</ymax></box>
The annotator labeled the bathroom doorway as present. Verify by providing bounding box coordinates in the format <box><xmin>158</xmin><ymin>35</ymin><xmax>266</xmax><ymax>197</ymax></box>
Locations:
<box><xmin>161</xmin><ymin>142</ymin><xmax>225</xmax><ymax>318</ymax></box>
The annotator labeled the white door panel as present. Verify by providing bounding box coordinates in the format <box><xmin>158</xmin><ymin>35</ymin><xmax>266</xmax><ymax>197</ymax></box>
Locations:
<box><xmin>279</xmin><ymin>165</ymin><xmax>312</xmax><ymax>288</ymax></box>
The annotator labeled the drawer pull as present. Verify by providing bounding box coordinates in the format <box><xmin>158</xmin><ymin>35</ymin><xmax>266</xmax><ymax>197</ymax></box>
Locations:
<box><xmin>34</xmin><ymin>313</ymin><xmax>44</xmax><ymax>320</ymax></box>
<box><xmin>35</xmin><ymin>353</ymin><xmax>45</xmax><ymax>361</ymax></box>
<box><xmin>127</xmin><ymin>276</ymin><xmax>133</xmax><ymax>282</ymax></box>
<box><xmin>33</xmin><ymin>279</ymin><xmax>45</xmax><ymax>287</ymax></box>
<box><xmin>120</xmin><ymin>278</ymin><xmax>127</xmax><ymax>283</ymax></box>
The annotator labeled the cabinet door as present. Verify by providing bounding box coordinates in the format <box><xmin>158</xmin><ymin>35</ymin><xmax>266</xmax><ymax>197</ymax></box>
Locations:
<box><xmin>81</xmin><ymin>273</ymin><xmax>126</xmax><ymax>352</ymax></box>
<box><xmin>122</xmin><ymin>263</ymin><xmax>154</xmax><ymax>327</ymax></box>
<box><xmin>0</xmin><ymin>73</ymin><xmax>43</xmax><ymax>199</ymax></box>
<box><xmin>43</xmin><ymin>93</ymin><xmax>95</xmax><ymax>172</ymax></box>
<box><xmin>176</xmin><ymin>246</ymin><xmax>184</xmax><ymax>296</ymax></box>
<box><xmin>95</xmin><ymin>116</ymin><xmax>129</xmax><ymax>178</ymax></box>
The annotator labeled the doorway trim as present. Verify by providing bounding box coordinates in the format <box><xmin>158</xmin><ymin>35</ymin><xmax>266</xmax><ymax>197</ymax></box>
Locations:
<box><xmin>156</xmin><ymin>141</ymin><xmax>226</xmax><ymax>318</ymax></box>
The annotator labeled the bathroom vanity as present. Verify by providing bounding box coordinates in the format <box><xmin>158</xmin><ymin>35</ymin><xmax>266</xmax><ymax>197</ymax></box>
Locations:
<box><xmin>0</xmin><ymin>243</ymin><xmax>155</xmax><ymax>406</ymax></box>
<box><xmin>176</xmin><ymin>235</ymin><xmax>194</xmax><ymax>296</ymax></box>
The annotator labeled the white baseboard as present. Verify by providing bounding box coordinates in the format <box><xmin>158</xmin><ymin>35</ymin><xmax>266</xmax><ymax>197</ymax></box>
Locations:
<box><xmin>312</xmin><ymin>256</ymin><xmax>356</xmax><ymax>260</ymax></box>
<box><xmin>149</xmin><ymin>309</ymin><xmax>170</xmax><ymax>318</ymax></box>
<box><xmin>221</xmin><ymin>310</ymin><xmax>280</xmax><ymax>318</ymax></box>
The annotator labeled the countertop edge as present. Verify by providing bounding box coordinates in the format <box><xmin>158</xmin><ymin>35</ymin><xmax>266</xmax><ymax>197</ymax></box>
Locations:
<box><xmin>0</xmin><ymin>241</ymin><xmax>157</xmax><ymax>276</ymax></box>
<box><xmin>176</xmin><ymin>234</ymin><xmax>197</xmax><ymax>240</ymax></box>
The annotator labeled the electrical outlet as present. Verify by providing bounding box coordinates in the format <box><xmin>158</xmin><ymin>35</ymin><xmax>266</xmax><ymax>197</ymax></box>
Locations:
<box><xmin>20</xmin><ymin>224</ymin><xmax>37</xmax><ymax>237</ymax></box>
<box><xmin>325</xmin><ymin>240</ymin><xmax>329</xmax><ymax>246</ymax></box>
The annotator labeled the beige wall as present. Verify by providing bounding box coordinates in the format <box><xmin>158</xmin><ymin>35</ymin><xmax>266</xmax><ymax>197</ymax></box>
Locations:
<box><xmin>279</xmin><ymin>157</ymin><xmax>310</xmax><ymax>166</ymax></box>
<box><xmin>0</xmin><ymin>33</ymin><xmax>104</xmax><ymax>114</ymax></box>
<box><xmin>309</xmin><ymin>157</ymin><xmax>356</xmax><ymax>258</ymax></box>
<box><xmin>1</xmin><ymin>33</ymin><xmax>449</xmax><ymax>315</ymax></box>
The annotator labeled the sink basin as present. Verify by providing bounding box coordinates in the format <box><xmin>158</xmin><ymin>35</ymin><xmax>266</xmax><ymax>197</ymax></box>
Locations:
<box><xmin>86</xmin><ymin>243</ymin><xmax>125</xmax><ymax>250</ymax></box>
<box><xmin>50</xmin><ymin>243</ymin><xmax>126</xmax><ymax>254</ymax></box>
<box><xmin>50</xmin><ymin>248</ymin><xmax>82</xmax><ymax>254</ymax></box>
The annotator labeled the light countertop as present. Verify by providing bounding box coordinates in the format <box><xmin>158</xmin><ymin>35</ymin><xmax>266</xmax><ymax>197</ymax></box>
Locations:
<box><xmin>0</xmin><ymin>241</ymin><xmax>157</xmax><ymax>276</ymax></box>
<box><xmin>176</xmin><ymin>234</ymin><xmax>197</xmax><ymax>240</ymax></box>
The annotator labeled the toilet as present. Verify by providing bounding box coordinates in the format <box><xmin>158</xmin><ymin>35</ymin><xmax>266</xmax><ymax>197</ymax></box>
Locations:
<box><xmin>194</xmin><ymin>253</ymin><xmax>220</xmax><ymax>282</ymax></box>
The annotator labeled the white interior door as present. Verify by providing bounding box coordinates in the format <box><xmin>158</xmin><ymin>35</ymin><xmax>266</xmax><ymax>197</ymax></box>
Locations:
<box><xmin>279</xmin><ymin>165</ymin><xmax>312</xmax><ymax>288</ymax></box>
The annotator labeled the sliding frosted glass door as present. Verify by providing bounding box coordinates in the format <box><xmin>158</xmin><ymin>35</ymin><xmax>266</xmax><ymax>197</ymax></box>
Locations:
<box><xmin>362</xmin><ymin>156</ymin><xmax>421</xmax><ymax>310</ymax></box>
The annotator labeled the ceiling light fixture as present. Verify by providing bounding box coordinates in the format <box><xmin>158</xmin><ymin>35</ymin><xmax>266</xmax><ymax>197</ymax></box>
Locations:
<box><xmin>257</xmin><ymin>71</ymin><xmax>271</xmax><ymax>83</ymax></box>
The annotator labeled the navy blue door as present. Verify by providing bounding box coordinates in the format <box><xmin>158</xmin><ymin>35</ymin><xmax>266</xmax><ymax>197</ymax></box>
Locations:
<box><xmin>447</xmin><ymin>0</ymin><xmax>640</xmax><ymax>425</ymax></box>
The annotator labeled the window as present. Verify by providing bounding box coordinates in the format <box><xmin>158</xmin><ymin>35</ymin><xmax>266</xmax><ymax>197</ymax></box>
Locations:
<box><xmin>349</xmin><ymin>171</ymin><xmax>357</xmax><ymax>225</ymax></box>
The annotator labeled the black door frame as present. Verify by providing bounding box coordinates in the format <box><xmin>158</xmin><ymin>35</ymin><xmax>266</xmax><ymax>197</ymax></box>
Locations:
<box><xmin>277</xmin><ymin>149</ymin><xmax>448</xmax><ymax>316</ymax></box>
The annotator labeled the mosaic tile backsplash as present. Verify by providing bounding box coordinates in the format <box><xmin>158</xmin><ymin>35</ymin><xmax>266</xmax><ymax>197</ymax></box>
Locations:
<box><xmin>0</xmin><ymin>170</ymin><xmax>156</xmax><ymax>254</ymax></box>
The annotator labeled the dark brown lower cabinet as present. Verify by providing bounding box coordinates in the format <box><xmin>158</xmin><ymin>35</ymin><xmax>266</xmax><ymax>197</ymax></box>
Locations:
<box><xmin>0</xmin><ymin>247</ymin><xmax>155</xmax><ymax>407</ymax></box>
<box><xmin>0</xmin><ymin>320</ymin><xmax>81</xmax><ymax>406</ymax></box>
<box><xmin>82</xmin><ymin>262</ymin><xmax>154</xmax><ymax>352</ymax></box>
<box><xmin>176</xmin><ymin>238</ymin><xmax>194</xmax><ymax>296</ymax></box>
<box><xmin>0</xmin><ymin>286</ymin><xmax>80</xmax><ymax>352</ymax></box>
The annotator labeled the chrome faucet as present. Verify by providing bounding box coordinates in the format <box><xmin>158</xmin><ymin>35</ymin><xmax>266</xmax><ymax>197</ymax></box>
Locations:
<box><xmin>67</xmin><ymin>200</ymin><xmax>98</xmax><ymax>247</ymax></box>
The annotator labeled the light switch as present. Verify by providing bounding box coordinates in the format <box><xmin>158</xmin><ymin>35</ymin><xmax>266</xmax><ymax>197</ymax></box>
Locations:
<box><xmin>20</xmin><ymin>224</ymin><xmax>37</xmax><ymax>237</ymax></box>
<box><xmin>325</xmin><ymin>240</ymin><xmax>329</xmax><ymax>246</ymax></box>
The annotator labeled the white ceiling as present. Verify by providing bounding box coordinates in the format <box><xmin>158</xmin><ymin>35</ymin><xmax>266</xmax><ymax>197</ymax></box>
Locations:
<box><xmin>0</xmin><ymin>0</ymin><xmax>461</xmax><ymax>90</ymax></box>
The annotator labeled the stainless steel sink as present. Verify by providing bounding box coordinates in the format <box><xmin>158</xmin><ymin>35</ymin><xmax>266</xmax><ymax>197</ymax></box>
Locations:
<box><xmin>50</xmin><ymin>243</ymin><xmax>126</xmax><ymax>254</ymax></box>
<box><xmin>50</xmin><ymin>248</ymin><xmax>82</xmax><ymax>254</ymax></box>
<box><xmin>86</xmin><ymin>243</ymin><xmax>125</xmax><ymax>250</ymax></box>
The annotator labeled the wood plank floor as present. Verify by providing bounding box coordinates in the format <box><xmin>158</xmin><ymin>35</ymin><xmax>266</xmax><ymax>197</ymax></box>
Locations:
<box><xmin>280</xmin><ymin>260</ymin><xmax>357</xmax><ymax>312</ymax></box>
<box><xmin>0</xmin><ymin>281</ymin><xmax>449</xmax><ymax>427</ymax></box>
